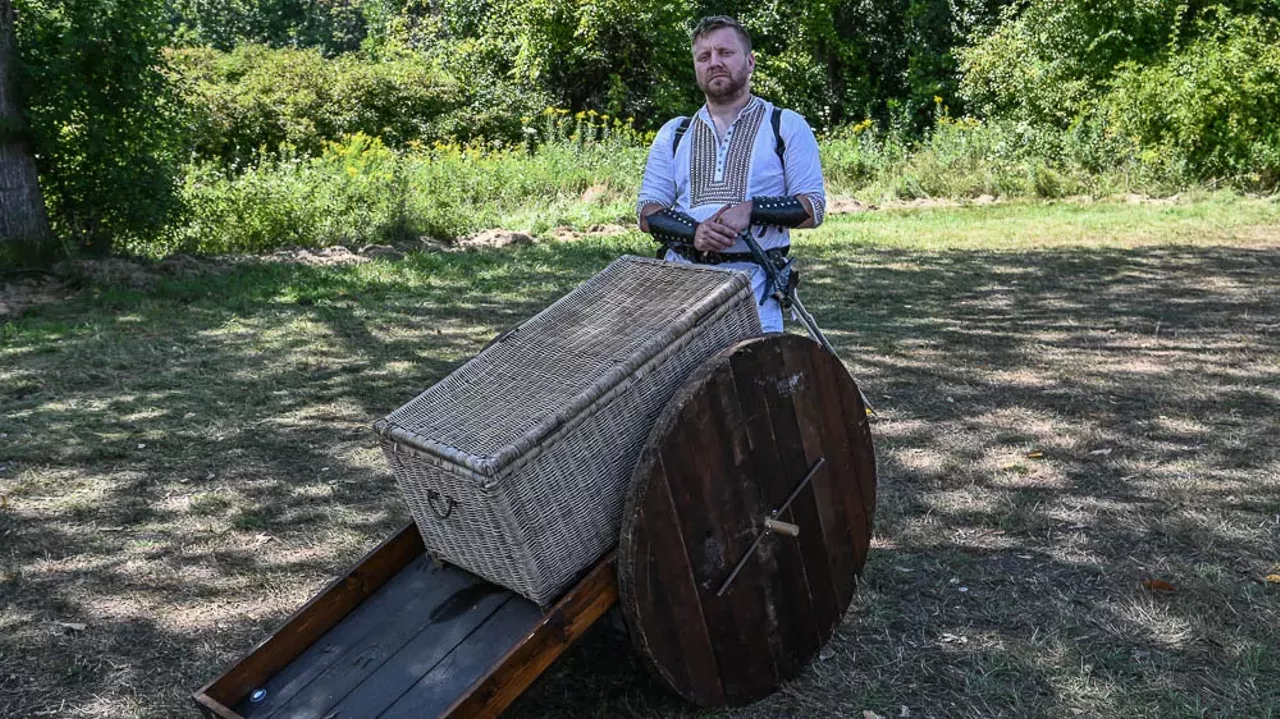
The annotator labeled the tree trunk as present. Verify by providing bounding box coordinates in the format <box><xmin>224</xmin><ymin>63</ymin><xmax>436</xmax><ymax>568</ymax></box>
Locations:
<box><xmin>0</xmin><ymin>0</ymin><xmax>50</xmax><ymax>245</ymax></box>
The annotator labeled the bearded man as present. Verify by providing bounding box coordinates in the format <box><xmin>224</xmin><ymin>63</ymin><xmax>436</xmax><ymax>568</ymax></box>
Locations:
<box><xmin>637</xmin><ymin>15</ymin><xmax>827</xmax><ymax>332</ymax></box>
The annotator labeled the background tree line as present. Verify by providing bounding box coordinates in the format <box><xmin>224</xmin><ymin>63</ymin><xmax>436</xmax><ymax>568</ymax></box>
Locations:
<box><xmin>3</xmin><ymin>0</ymin><xmax>1279</xmax><ymax>259</ymax></box>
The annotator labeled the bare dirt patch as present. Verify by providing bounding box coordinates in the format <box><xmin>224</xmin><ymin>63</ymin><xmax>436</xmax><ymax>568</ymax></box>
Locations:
<box><xmin>458</xmin><ymin>228</ymin><xmax>535</xmax><ymax>249</ymax></box>
<box><xmin>547</xmin><ymin>223</ymin><xmax>631</xmax><ymax>242</ymax></box>
<box><xmin>0</xmin><ymin>272</ymin><xmax>76</xmax><ymax>318</ymax></box>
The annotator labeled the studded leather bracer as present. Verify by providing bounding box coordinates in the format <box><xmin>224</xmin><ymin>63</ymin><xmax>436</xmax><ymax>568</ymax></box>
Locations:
<box><xmin>645</xmin><ymin>207</ymin><xmax>699</xmax><ymax>246</ymax></box>
<box><xmin>750</xmin><ymin>195</ymin><xmax>810</xmax><ymax>228</ymax></box>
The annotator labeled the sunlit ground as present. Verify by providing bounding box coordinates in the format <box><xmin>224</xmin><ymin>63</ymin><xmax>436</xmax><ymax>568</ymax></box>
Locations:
<box><xmin>2</xmin><ymin>194</ymin><xmax>1278</xmax><ymax>718</ymax></box>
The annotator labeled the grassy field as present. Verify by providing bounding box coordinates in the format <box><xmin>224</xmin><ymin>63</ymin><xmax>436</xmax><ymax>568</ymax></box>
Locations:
<box><xmin>2</xmin><ymin>194</ymin><xmax>1279</xmax><ymax>718</ymax></box>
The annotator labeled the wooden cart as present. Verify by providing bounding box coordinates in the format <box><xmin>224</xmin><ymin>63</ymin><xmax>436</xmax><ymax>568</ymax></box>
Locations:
<box><xmin>194</xmin><ymin>334</ymin><xmax>876</xmax><ymax>718</ymax></box>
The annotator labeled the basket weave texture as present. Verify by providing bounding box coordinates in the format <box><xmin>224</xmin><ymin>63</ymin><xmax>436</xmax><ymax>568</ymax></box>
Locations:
<box><xmin>374</xmin><ymin>256</ymin><xmax>763</xmax><ymax>605</ymax></box>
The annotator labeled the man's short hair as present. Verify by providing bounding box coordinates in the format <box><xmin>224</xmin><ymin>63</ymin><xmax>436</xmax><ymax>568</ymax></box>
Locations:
<box><xmin>691</xmin><ymin>15</ymin><xmax>752</xmax><ymax>53</ymax></box>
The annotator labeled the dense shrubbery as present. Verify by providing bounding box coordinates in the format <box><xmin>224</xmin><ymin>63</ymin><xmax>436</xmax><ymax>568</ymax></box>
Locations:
<box><xmin>14</xmin><ymin>0</ymin><xmax>182</xmax><ymax>254</ymax></box>
<box><xmin>157</xmin><ymin>103</ymin><xmax>1233</xmax><ymax>257</ymax></box>
<box><xmin>165</xmin><ymin>0</ymin><xmax>382</xmax><ymax>53</ymax></box>
<box><xmin>360</xmin><ymin>0</ymin><xmax>1007</xmax><ymax>131</ymax></box>
<box><xmin>169</xmin><ymin>44</ymin><xmax>464</xmax><ymax>164</ymax></box>
<box><xmin>144</xmin><ymin>117</ymin><xmax>648</xmax><ymax>257</ymax></box>
<box><xmin>1096</xmin><ymin>14</ymin><xmax>1280</xmax><ymax>186</ymax></box>
<box><xmin>822</xmin><ymin>107</ymin><xmax>1181</xmax><ymax>202</ymax></box>
<box><xmin>10</xmin><ymin>0</ymin><xmax>1280</xmax><ymax>260</ymax></box>
<box><xmin>961</xmin><ymin>4</ymin><xmax>1280</xmax><ymax>188</ymax></box>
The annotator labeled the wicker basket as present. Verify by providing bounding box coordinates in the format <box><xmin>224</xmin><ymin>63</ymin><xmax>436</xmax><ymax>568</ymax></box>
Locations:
<box><xmin>374</xmin><ymin>256</ymin><xmax>762</xmax><ymax>605</ymax></box>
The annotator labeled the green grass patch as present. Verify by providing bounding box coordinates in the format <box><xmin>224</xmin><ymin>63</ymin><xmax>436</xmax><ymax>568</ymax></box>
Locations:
<box><xmin>2</xmin><ymin>195</ymin><xmax>1278</xmax><ymax>718</ymax></box>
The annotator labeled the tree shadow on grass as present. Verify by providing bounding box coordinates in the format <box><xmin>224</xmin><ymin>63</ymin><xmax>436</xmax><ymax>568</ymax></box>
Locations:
<box><xmin>1</xmin><ymin>239</ymin><xmax>1277</xmax><ymax>717</ymax></box>
<box><xmin>511</xmin><ymin>244</ymin><xmax>1280</xmax><ymax>718</ymax></box>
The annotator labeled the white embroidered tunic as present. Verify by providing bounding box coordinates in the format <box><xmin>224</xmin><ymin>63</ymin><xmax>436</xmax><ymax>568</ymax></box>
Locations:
<box><xmin>636</xmin><ymin>96</ymin><xmax>827</xmax><ymax>254</ymax></box>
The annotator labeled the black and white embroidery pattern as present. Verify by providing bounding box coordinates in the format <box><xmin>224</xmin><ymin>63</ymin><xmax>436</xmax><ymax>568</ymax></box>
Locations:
<box><xmin>688</xmin><ymin>101</ymin><xmax>766</xmax><ymax>208</ymax></box>
<box><xmin>806</xmin><ymin>193</ymin><xmax>827</xmax><ymax>226</ymax></box>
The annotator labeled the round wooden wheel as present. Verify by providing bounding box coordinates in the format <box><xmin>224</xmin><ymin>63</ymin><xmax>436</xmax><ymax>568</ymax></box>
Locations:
<box><xmin>617</xmin><ymin>334</ymin><xmax>877</xmax><ymax>708</ymax></box>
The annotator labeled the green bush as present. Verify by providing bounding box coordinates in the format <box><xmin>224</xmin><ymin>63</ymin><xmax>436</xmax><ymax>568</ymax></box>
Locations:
<box><xmin>959</xmin><ymin>0</ymin><xmax>1178</xmax><ymax>127</ymax></box>
<box><xmin>959</xmin><ymin>0</ymin><xmax>1279</xmax><ymax>127</ymax></box>
<box><xmin>401</xmin><ymin>0</ymin><xmax>1008</xmax><ymax>133</ymax></box>
<box><xmin>1095</xmin><ymin>14</ymin><xmax>1280</xmax><ymax>186</ymax></box>
<box><xmin>169</xmin><ymin>44</ymin><xmax>465</xmax><ymax>164</ymax></box>
<box><xmin>15</xmin><ymin>0</ymin><xmax>183</xmax><ymax>254</ymax></box>
<box><xmin>155</xmin><ymin>119</ymin><xmax>648</xmax><ymax>257</ymax></box>
<box><xmin>165</xmin><ymin>0</ymin><xmax>382</xmax><ymax>54</ymax></box>
<box><xmin>820</xmin><ymin>106</ymin><xmax>1197</xmax><ymax>201</ymax></box>
<box><xmin>170</xmin><ymin>134</ymin><xmax>409</xmax><ymax>255</ymax></box>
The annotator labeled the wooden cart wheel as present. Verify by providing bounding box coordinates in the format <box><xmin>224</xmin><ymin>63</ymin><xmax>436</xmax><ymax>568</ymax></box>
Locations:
<box><xmin>617</xmin><ymin>333</ymin><xmax>876</xmax><ymax>708</ymax></box>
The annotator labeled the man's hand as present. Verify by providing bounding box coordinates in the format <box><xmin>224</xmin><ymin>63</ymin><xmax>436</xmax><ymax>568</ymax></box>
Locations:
<box><xmin>694</xmin><ymin>213</ymin><xmax>737</xmax><ymax>251</ymax></box>
<box><xmin>714</xmin><ymin>201</ymin><xmax>753</xmax><ymax>234</ymax></box>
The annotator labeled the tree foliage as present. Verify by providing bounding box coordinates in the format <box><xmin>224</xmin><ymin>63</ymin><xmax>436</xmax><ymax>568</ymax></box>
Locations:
<box><xmin>165</xmin><ymin>0</ymin><xmax>383</xmax><ymax>54</ymax></box>
<box><xmin>320</xmin><ymin>0</ymin><xmax>1011</xmax><ymax>131</ymax></box>
<box><xmin>1097</xmin><ymin>12</ymin><xmax>1280</xmax><ymax>185</ymax></box>
<box><xmin>959</xmin><ymin>0</ymin><xmax>1280</xmax><ymax>126</ymax></box>
<box><xmin>960</xmin><ymin>0</ymin><xmax>1280</xmax><ymax>183</ymax></box>
<box><xmin>15</xmin><ymin>0</ymin><xmax>181</xmax><ymax>253</ymax></box>
<box><xmin>170</xmin><ymin>44</ymin><xmax>464</xmax><ymax>164</ymax></box>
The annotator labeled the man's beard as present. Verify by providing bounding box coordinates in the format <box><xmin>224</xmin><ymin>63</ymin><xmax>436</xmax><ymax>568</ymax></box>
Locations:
<box><xmin>700</xmin><ymin>70</ymin><xmax>749</xmax><ymax>101</ymax></box>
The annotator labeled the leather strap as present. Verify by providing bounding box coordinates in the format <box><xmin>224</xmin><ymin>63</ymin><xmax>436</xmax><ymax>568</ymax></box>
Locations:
<box><xmin>667</xmin><ymin>243</ymin><xmax>789</xmax><ymax>266</ymax></box>
<box><xmin>646</xmin><ymin>207</ymin><xmax>698</xmax><ymax>244</ymax></box>
<box><xmin>751</xmin><ymin>195</ymin><xmax>810</xmax><ymax>228</ymax></box>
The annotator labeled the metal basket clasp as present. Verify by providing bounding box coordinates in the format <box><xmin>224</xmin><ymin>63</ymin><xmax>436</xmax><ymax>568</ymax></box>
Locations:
<box><xmin>427</xmin><ymin>490</ymin><xmax>458</xmax><ymax>519</ymax></box>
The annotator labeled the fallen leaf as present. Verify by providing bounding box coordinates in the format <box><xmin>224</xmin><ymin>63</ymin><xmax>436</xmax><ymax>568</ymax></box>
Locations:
<box><xmin>137</xmin><ymin>443</ymin><xmax>146</xmax><ymax>449</ymax></box>
<box><xmin>56</xmin><ymin>622</ymin><xmax>87</xmax><ymax>633</ymax></box>
<box><xmin>1089</xmin><ymin>448</ymin><xmax>1113</xmax><ymax>456</ymax></box>
<box><xmin>1027</xmin><ymin>450</ymin><xmax>1044</xmax><ymax>459</ymax></box>
<box><xmin>1142</xmin><ymin>579</ymin><xmax>1176</xmax><ymax>593</ymax></box>
<box><xmin>1265</xmin><ymin>574</ymin><xmax>1280</xmax><ymax>584</ymax></box>
<box><xmin>863</xmin><ymin>712</ymin><xmax>885</xmax><ymax>719</ymax></box>
<box><xmin>900</xmin><ymin>706</ymin><xmax>910</xmax><ymax>718</ymax></box>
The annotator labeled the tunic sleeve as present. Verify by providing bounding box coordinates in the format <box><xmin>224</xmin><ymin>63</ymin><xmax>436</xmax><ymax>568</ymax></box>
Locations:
<box><xmin>636</xmin><ymin>118</ymin><xmax>683</xmax><ymax>225</ymax></box>
<box><xmin>780</xmin><ymin>110</ymin><xmax>828</xmax><ymax>228</ymax></box>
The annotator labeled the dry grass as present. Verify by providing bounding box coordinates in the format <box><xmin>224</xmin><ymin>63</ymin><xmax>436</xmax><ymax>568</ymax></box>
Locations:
<box><xmin>2</xmin><ymin>195</ymin><xmax>1278</xmax><ymax>718</ymax></box>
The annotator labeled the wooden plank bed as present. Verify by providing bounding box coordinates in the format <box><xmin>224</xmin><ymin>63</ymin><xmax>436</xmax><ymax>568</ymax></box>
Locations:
<box><xmin>193</xmin><ymin>524</ymin><xmax>617</xmax><ymax>719</ymax></box>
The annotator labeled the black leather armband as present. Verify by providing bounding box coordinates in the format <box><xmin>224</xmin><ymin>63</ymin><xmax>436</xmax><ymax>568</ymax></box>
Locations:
<box><xmin>645</xmin><ymin>207</ymin><xmax>698</xmax><ymax>245</ymax></box>
<box><xmin>750</xmin><ymin>195</ymin><xmax>810</xmax><ymax>228</ymax></box>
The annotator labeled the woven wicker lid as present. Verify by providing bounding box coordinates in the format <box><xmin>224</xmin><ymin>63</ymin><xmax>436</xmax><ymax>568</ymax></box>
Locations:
<box><xmin>375</xmin><ymin>256</ymin><xmax>755</xmax><ymax>480</ymax></box>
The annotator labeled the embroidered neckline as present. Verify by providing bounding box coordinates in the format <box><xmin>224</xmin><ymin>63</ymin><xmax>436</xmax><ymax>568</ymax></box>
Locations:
<box><xmin>696</xmin><ymin>96</ymin><xmax>763</xmax><ymax>141</ymax></box>
<box><xmin>687</xmin><ymin>98</ymin><xmax>766</xmax><ymax>208</ymax></box>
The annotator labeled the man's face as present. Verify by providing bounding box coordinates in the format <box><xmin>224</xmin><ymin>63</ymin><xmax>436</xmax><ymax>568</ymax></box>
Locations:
<box><xmin>693</xmin><ymin>27</ymin><xmax>754</xmax><ymax>101</ymax></box>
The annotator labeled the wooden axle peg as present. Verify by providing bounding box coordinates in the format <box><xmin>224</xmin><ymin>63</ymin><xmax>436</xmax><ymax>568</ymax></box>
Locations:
<box><xmin>763</xmin><ymin>518</ymin><xmax>800</xmax><ymax>537</ymax></box>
